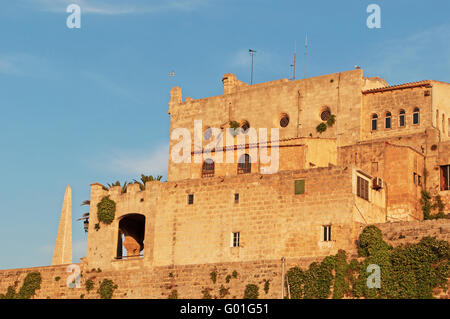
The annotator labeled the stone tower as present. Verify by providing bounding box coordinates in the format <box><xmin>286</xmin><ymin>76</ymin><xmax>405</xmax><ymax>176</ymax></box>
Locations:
<box><xmin>52</xmin><ymin>185</ymin><xmax>72</xmax><ymax>265</ymax></box>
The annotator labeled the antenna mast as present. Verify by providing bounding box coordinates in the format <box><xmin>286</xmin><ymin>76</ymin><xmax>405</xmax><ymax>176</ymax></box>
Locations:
<box><xmin>290</xmin><ymin>41</ymin><xmax>297</xmax><ymax>80</ymax></box>
<box><xmin>249</xmin><ymin>49</ymin><xmax>256</xmax><ymax>85</ymax></box>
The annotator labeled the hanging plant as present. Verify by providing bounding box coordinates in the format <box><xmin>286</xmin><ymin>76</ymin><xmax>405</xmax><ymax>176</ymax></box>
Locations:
<box><xmin>97</xmin><ymin>196</ymin><xmax>116</xmax><ymax>225</ymax></box>
<box><xmin>316</xmin><ymin>123</ymin><xmax>327</xmax><ymax>134</ymax></box>
<box><xmin>316</xmin><ymin>114</ymin><xmax>336</xmax><ymax>134</ymax></box>
<box><xmin>326</xmin><ymin>114</ymin><xmax>336</xmax><ymax>127</ymax></box>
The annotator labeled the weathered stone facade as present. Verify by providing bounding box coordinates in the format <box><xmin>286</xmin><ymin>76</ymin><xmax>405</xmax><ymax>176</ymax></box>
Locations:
<box><xmin>1</xmin><ymin>68</ymin><xmax>450</xmax><ymax>298</ymax></box>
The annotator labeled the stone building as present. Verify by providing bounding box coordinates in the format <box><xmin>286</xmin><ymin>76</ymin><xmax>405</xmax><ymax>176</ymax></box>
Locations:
<box><xmin>1</xmin><ymin>68</ymin><xmax>449</xmax><ymax>299</ymax></box>
<box><xmin>83</xmin><ymin>68</ymin><xmax>449</xmax><ymax>271</ymax></box>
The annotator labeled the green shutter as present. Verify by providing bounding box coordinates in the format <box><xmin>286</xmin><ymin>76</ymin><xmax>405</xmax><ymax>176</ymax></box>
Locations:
<box><xmin>294</xmin><ymin>180</ymin><xmax>305</xmax><ymax>195</ymax></box>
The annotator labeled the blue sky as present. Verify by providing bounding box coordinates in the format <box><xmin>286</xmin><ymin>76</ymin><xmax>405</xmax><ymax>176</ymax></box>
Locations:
<box><xmin>0</xmin><ymin>0</ymin><xmax>449</xmax><ymax>269</ymax></box>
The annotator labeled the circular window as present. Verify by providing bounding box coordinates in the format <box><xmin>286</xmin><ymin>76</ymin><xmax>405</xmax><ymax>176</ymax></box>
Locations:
<box><xmin>280</xmin><ymin>113</ymin><xmax>290</xmax><ymax>127</ymax></box>
<box><xmin>320</xmin><ymin>108</ymin><xmax>331</xmax><ymax>121</ymax></box>
<box><xmin>203</xmin><ymin>127</ymin><xmax>212</xmax><ymax>140</ymax></box>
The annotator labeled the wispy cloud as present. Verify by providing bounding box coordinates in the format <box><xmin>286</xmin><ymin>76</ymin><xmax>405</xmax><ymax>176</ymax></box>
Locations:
<box><xmin>81</xmin><ymin>70</ymin><xmax>144</xmax><ymax>105</ymax></box>
<box><xmin>0</xmin><ymin>53</ymin><xmax>57</xmax><ymax>78</ymax></box>
<box><xmin>104</xmin><ymin>144</ymin><xmax>169</xmax><ymax>176</ymax></box>
<box><xmin>364</xmin><ymin>24</ymin><xmax>450</xmax><ymax>84</ymax></box>
<box><xmin>22</xmin><ymin>0</ymin><xmax>210</xmax><ymax>15</ymax></box>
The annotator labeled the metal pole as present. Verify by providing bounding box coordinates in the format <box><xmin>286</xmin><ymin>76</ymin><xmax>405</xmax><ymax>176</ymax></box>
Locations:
<box><xmin>249</xmin><ymin>49</ymin><xmax>256</xmax><ymax>85</ymax></box>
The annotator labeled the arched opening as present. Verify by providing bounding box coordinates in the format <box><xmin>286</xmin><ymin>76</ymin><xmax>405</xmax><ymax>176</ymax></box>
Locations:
<box><xmin>385</xmin><ymin>112</ymin><xmax>392</xmax><ymax>129</ymax></box>
<box><xmin>371</xmin><ymin>114</ymin><xmax>378</xmax><ymax>131</ymax></box>
<box><xmin>237</xmin><ymin>154</ymin><xmax>251</xmax><ymax>174</ymax></box>
<box><xmin>413</xmin><ymin>107</ymin><xmax>420</xmax><ymax>125</ymax></box>
<box><xmin>202</xmin><ymin>158</ymin><xmax>215</xmax><ymax>178</ymax></box>
<box><xmin>399</xmin><ymin>109</ymin><xmax>405</xmax><ymax>127</ymax></box>
<box><xmin>116</xmin><ymin>214</ymin><xmax>145</xmax><ymax>259</ymax></box>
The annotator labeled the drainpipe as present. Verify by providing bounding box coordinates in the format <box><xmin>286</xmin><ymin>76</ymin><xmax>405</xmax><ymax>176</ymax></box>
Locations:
<box><xmin>281</xmin><ymin>257</ymin><xmax>285</xmax><ymax>299</ymax></box>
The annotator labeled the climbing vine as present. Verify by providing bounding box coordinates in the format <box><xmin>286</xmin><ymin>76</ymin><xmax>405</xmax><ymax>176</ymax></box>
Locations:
<box><xmin>97</xmin><ymin>279</ymin><xmax>118</xmax><ymax>299</ymax></box>
<box><xmin>85</xmin><ymin>279</ymin><xmax>94</xmax><ymax>292</ymax></box>
<box><xmin>168</xmin><ymin>290</ymin><xmax>178</xmax><ymax>299</ymax></box>
<box><xmin>0</xmin><ymin>272</ymin><xmax>42</xmax><ymax>299</ymax></box>
<box><xmin>97</xmin><ymin>196</ymin><xmax>116</xmax><ymax>225</ymax></box>
<box><xmin>243</xmin><ymin>284</ymin><xmax>259</xmax><ymax>299</ymax></box>
<box><xmin>421</xmin><ymin>190</ymin><xmax>446</xmax><ymax>220</ymax></box>
<box><xmin>285</xmin><ymin>226</ymin><xmax>449</xmax><ymax>299</ymax></box>
<box><xmin>210</xmin><ymin>271</ymin><xmax>217</xmax><ymax>284</ymax></box>
<box><xmin>263</xmin><ymin>280</ymin><xmax>270</xmax><ymax>294</ymax></box>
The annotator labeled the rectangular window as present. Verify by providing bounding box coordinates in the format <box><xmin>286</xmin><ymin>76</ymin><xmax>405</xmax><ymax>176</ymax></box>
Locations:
<box><xmin>232</xmin><ymin>232</ymin><xmax>240</xmax><ymax>247</ymax></box>
<box><xmin>294</xmin><ymin>180</ymin><xmax>305</xmax><ymax>195</ymax></box>
<box><xmin>413</xmin><ymin>113</ymin><xmax>419</xmax><ymax>125</ymax></box>
<box><xmin>385</xmin><ymin>117</ymin><xmax>391</xmax><ymax>129</ymax></box>
<box><xmin>399</xmin><ymin>115</ymin><xmax>405</xmax><ymax>127</ymax></box>
<box><xmin>323</xmin><ymin>225</ymin><xmax>331</xmax><ymax>242</ymax></box>
<box><xmin>234</xmin><ymin>193</ymin><xmax>239</xmax><ymax>204</ymax></box>
<box><xmin>356</xmin><ymin>176</ymin><xmax>369</xmax><ymax>201</ymax></box>
<box><xmin>371</xmin><ymin>119</ymin><xmax>377</xmax><ymax>131</ymax></box>
<box><xmin>188</xmin><ymin>194</ymin><xmax>194</xmax><ymax>205</ymax></box>
<box><xmin>413</xmin><ymin>172</ymin><xmax>417</xmax><ymax>184</ymax></box>
<box><xmin>440</xmin><ymin>165</ymin><xmax>450</xmax><ymax>191</ymax></box>
<box><xmin>418</xmin><ymin>175</ymin><xmax>422</xmax><ymax>186</ymax></box>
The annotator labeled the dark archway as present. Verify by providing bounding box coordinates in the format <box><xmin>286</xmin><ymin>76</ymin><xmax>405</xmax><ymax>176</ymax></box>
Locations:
<box><xmin>116</xmin><ymin>214</ymin><xmax>145</xmax><ymax>259</ymax></box>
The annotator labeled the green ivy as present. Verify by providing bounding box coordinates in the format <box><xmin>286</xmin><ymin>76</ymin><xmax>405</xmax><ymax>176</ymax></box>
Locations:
<box><xmin>97</xmin><ymin>279</ymin><xmax>118</xmax><ymax>299</ymax></box>
<box><xmin>1</xmin><ymin>272</ymin><xmax>42</xmax><ymax>299</ymax></box>
<box><xmin>316</xmin><ymin>123</ymin><xmax>327</xmax><ymax>134</ymax></box>
<box><xmin>85</xmin><ymin>279</ymin><xmax>94</xmax><ymax>292</ymax></box>
<box><xmin>243</xmin><ymin>284</ymin><xmax>259</xmax><ymax>299</ymax></box>
<box><xmin>232</xmin><ymin>270</ymin><xmax>238</xmax><ymax>278</ymax></box>
<box><xmin>219</xmin><ymin>285</ymin><xmax>229</xmax><ymax>298</ymax></box>
<box><xmin>168</xmin><ymin>290</ymin><xmax>178</xmax><ymax>299</ymax></box>
<box><xmin>210</xmin><ymin>271</ymin><xmax>217</xmax><ymax>284</ymax></box>
<box><xmin>97</xmin><ymin>196</ymin><xmax>116</xmax><ymax>225</ymax></box>
<box><xmin>421</xmin><ymin>190</ymin><xmax>446</xmax><ymax>220</ymax></box>
<box><xmin>286</xmin><ymin>226</ymin><xmax>449</xmax><ymax>299</ymax></box>
<box><xmin>201</xmin><ymin>287</ymin><xmax>212</xmax><ymax>299</ymax></box>
<box><xmin>54</xmin><ymin>276</ymin><xmax>61</xmax><ymax>282</ymax></box>
<box><xmin>263</xmin><ymin>280</ymin><xmax>270</xmax><ymax>294</ymax></box>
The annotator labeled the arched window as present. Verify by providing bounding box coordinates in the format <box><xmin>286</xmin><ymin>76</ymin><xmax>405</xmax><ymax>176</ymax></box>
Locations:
<box><xmin>413</xmin><ymin>108</ymin><xmax>420</xmax><ymax>125</ymax></box>
<box><xmin>202</xmin><ymin>158</ymin><xmax>215</xmax><ymax>178</ymax></box>
<box><xmin>385</xmin><ymin>112</ymin><xmax>392</xmax><ymax>129</ymax></box>
<box><xmin>371</xmin><ymin>114</ymin><xmax>378</xmax><ymax>131</ymax></box>
<box><xmin>399</xmin><ymin>109</ymin><xmax>405</xmax><ymax>127</ymax></box>
<box><xmin>237</xmin><ymin>154</ymin><xmax>251</xmax><ymax>174</ymax></box>
<box><xmin>117</xmin><ymin>214</ymin><xmax>145</xmax><ymax>259</ymax></box>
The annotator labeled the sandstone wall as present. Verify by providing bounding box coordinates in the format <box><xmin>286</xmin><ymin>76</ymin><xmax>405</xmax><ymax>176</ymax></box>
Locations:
<box><xmin>168</xmin><ymin>69</ymin><xmax>364</xmax><ymax>181</ymax></box>
<box><xmin>87</xmin><ymin>167</ymin><xmax>370</xmax><ymax>271</ymax></box>
<box><xmin>1</xmin><ymin>220</ymin><xmax>448</xmax><ymax>299</ymax></box>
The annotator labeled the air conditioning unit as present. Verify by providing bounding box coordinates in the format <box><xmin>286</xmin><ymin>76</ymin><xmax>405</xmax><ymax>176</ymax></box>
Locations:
<box><xmin>372</xmin><ymin>177</ymin><xmax>383</xmax><ymax>190</ymax></box>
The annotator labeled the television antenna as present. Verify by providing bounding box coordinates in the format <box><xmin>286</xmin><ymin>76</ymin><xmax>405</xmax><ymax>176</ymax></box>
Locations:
<box><xmin>290</xmin><ymin>41</ymin><xmax>297</xmax><ymax>80</ymax></box>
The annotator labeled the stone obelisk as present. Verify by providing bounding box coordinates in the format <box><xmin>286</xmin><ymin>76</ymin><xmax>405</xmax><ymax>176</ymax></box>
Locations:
<box><xmin>52</xmin><ymin>185</ymin><xmax>72</xmax><ymax>265</ymax></box>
